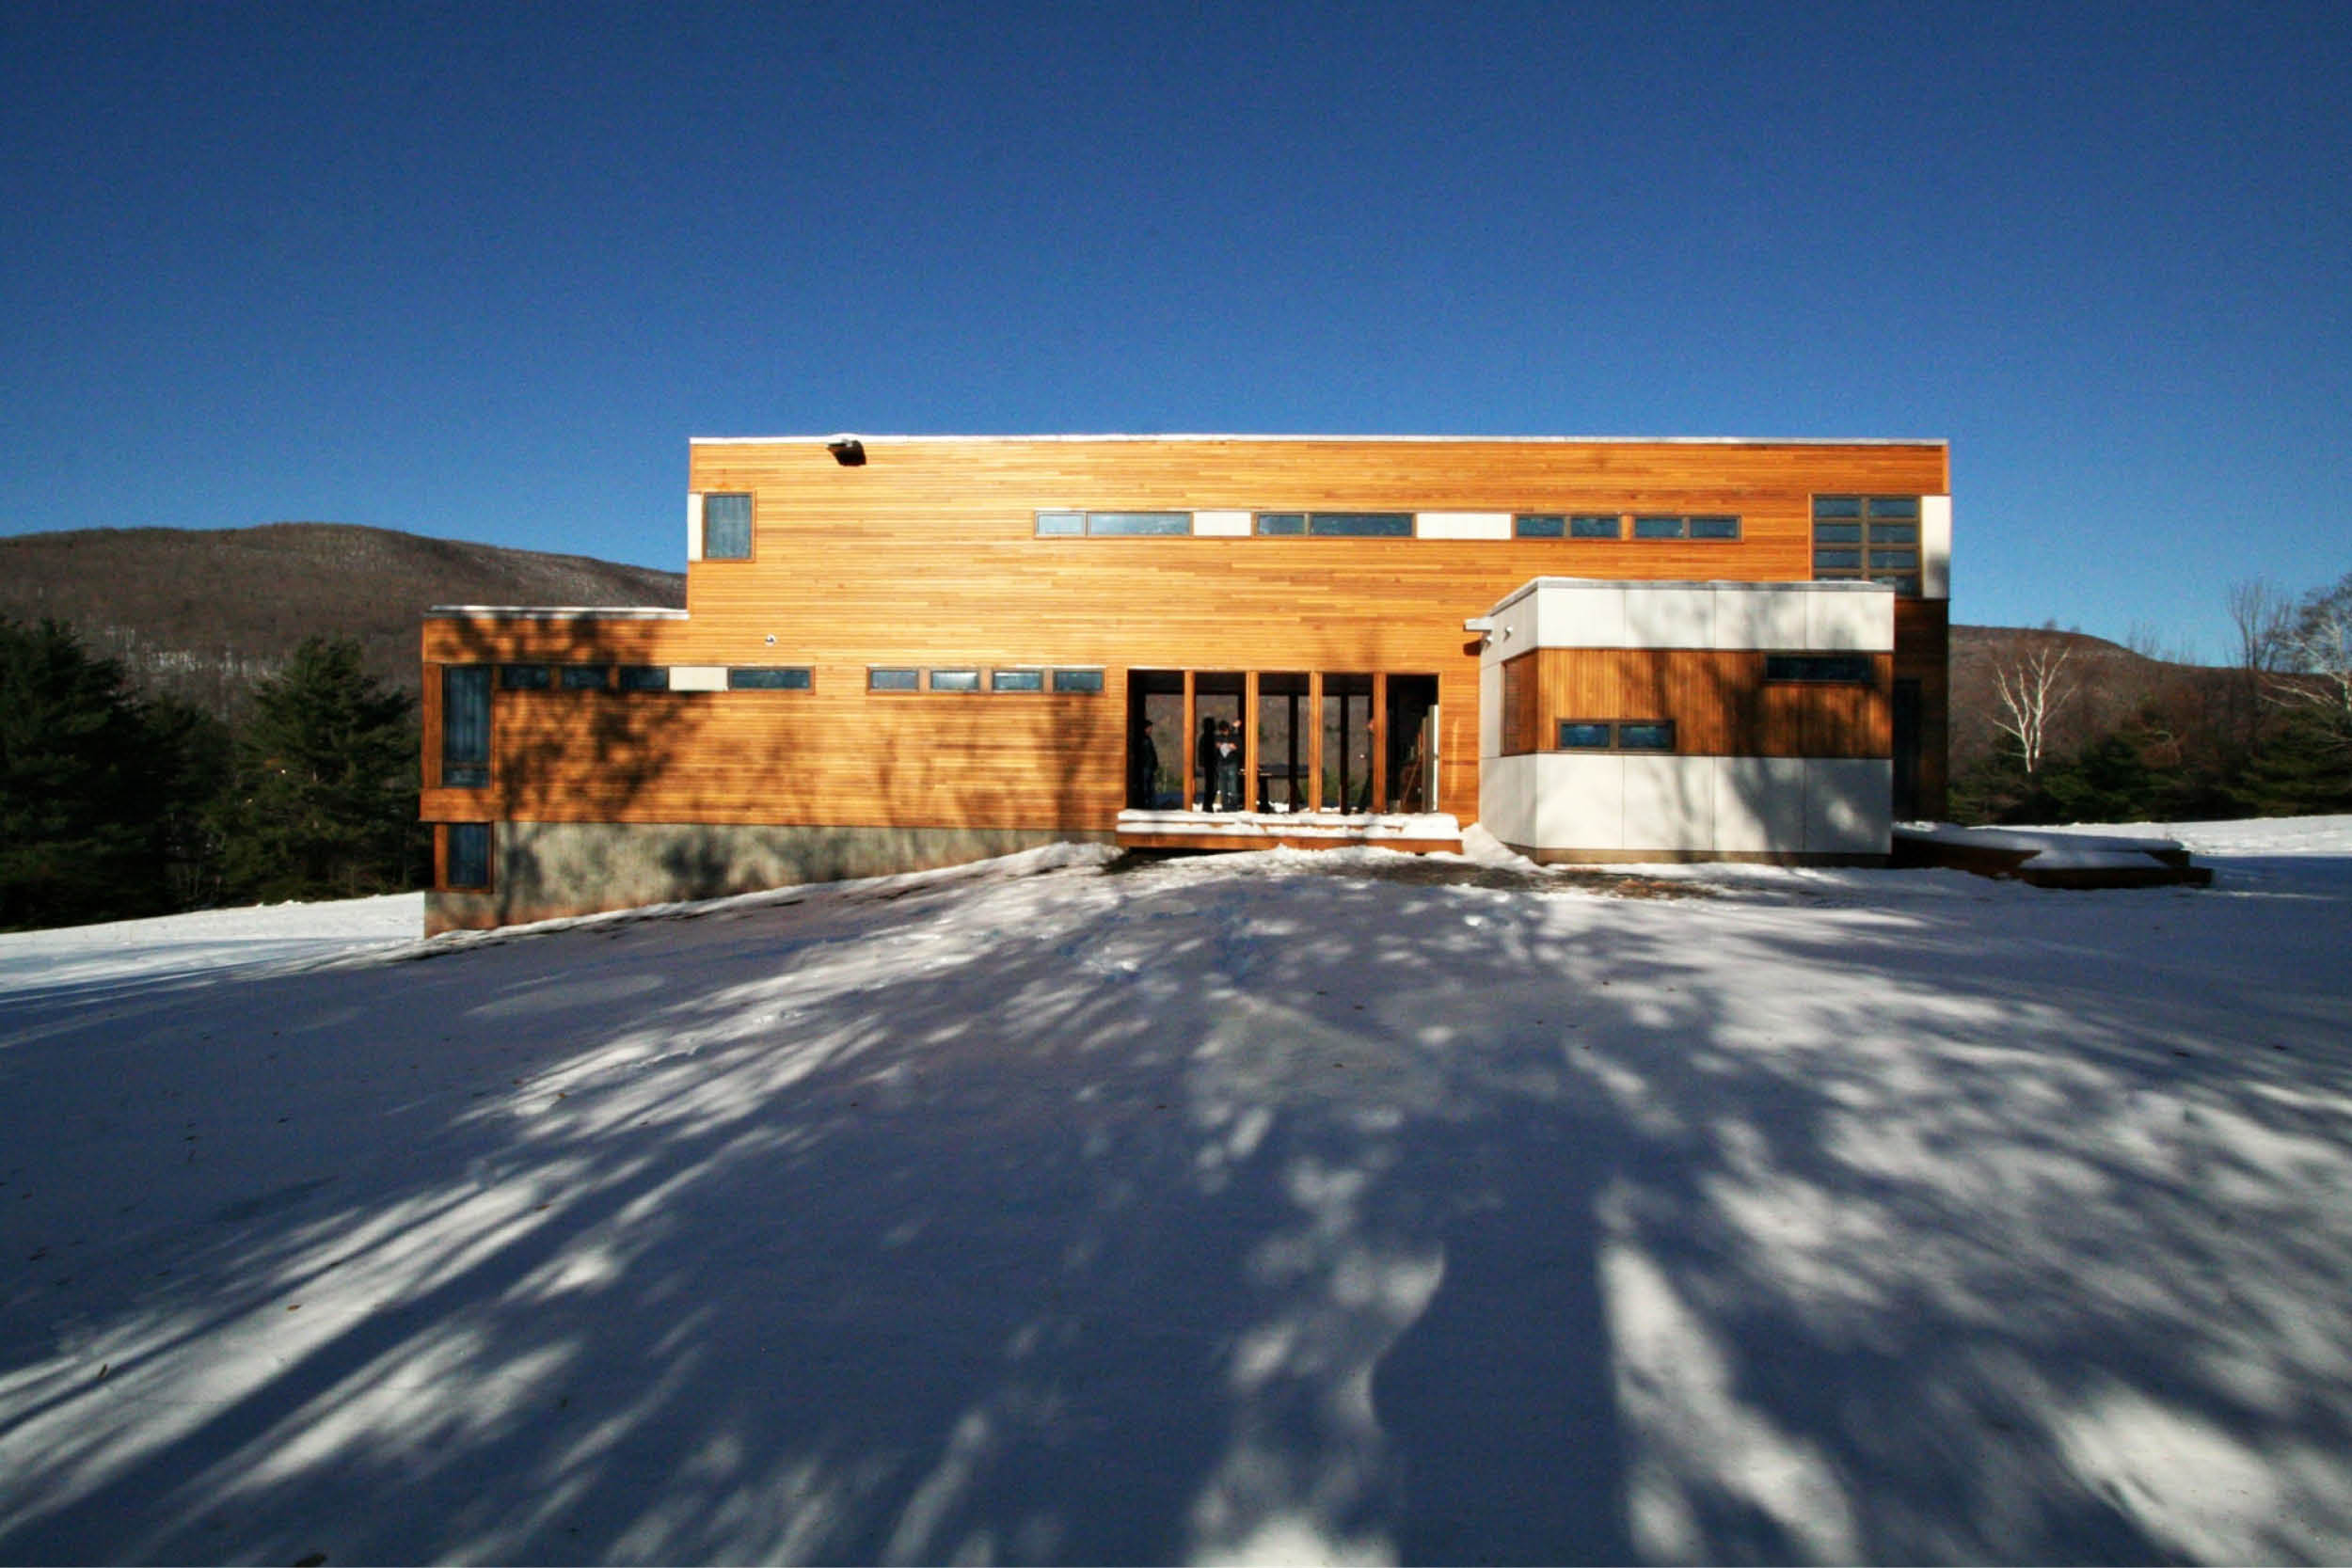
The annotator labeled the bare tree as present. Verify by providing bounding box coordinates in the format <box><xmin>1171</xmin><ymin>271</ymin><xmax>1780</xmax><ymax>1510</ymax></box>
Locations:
<box><xmin>2272</xmin><ymin>573</ymin><xmax>2352</xmax><ymax>729</ymax></box>
<box><xmin>1989</xmin><ymin>631</ymin><xmax>2077</xmax><ymax>774</ymax></box>
<box><xmin>2229</xmin><ymin>578</ymin><xmax>2293</xmax><ymax>675</ymax></box>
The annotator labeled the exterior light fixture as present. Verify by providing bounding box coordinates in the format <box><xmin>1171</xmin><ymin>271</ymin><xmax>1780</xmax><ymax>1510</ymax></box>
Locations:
<box><xmin>827</xmin><ymin>436</ymin><xmax>866</xmax><ymax>467</ymax></box>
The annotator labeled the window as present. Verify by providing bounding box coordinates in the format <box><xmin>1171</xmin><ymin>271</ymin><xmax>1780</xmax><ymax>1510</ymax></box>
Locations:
<box><xmin>446</xmin><ymin>822</ymin><xmax>491</xmax><ymax>890</ymax></box>
<box><xmin>1689</xmin><ymin>515</ymin><xmax>1740</xmax><ymax>540</ymax></box>
<box><xmin>868</xmin><ymin>668</ymin><xmax>920</xmax><ymax>691</ymax></box>
<box><xmin>991</xmin><ymin>668</ymin><xmax>1044</xmax><ymax>692</ymax></box>
<box><xmin>500</xmin><ymin>663</ymin><xmax>549</xmax><ymax>690</ymax></box>
<box><xmin>616</xmin><ymin>665</ymin><xmax>669</xmax><ymax>692</ymax></box>
<box><xmin>728</xmin><ymin>667</ymin><xmax>811</xmax><ymax>690</ymax></box>
<box><xmin>1559</xmin><ymin>721</ymin><xmax>1614</xmax><ymax>749</ymax></box>
<box><xmin>1554</xmin><ymin>720</ymin><xmax>1676</xmax><ymax>752</ymax></box>
<box><xmin>1570</xmin><ymin>514</ymin><xmax>1622</xmax><ymax>539</ymax></box>
<box><xmin>558</xmin><ymin>665</ymin><xmax>611</xmax><ymax>691</ymax></box>
<box><xmin>1515</xmin><ymin>514</ymin><xmax>1565</xmax><ymax>538</ymax></box>
<box><xmin>1815</xmin><ymin>496</ymin><xmax>1922</xmax><ymax>594</ymax></box>
<box><xmin>1034</xmin><ymin>511</ymin><xmax>1192</xmax><ymax>536</ymax></box>
<box><xmin>1050</xmin><ymin>668</ymin><xmax>1104</xmax><ymax>693</ymax></box>
<box><xmin>1633</xmin><ymin>515</ymin><xmax>1685</xmax><ymax>539</ymax></box>
<box><xmin>704</xmin><ymin>494</ymin><xmax>753</xmax><ymax>560</ymax></box>
<box><xmin>1254</xmin><ymin>512</ymin><xmax>1411</xmax><ymax>537</ymax></box>
<box><xmin>441</xmin><ymin>666</ymin><xmax>490</xmax><ymax>786</ymax></box>
<box><xmin>1617</xmin><ymin>721</ymin><xmax>1676</xmax><ymax>751</ymax></box>
<box><xmin>1765</xmin><ymin>654</ymin><xmax>1877</xmax><ymax>684</ymax></box>
<box><xmin>929</xmin><ymin>668</ymin><xmax>981</xmax><ymax>692</ymax></box>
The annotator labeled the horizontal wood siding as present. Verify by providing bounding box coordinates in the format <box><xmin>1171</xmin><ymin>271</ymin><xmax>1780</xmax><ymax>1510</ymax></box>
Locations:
<box><xmin>1533</xmin><ymin>649</ymin><xmax>1892</xmax><ymax>757</ymax></box>
<box><xmin>424</xmin><ymin>438</ymin><xmax>1945</xmax><ymax>831</ymax></box>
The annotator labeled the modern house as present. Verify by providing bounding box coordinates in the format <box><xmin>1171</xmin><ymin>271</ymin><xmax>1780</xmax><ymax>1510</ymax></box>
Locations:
<box><xmin>421</xmin><ymin>436</ymin><xmax>1949</xmax><ymax>932</ymax></box>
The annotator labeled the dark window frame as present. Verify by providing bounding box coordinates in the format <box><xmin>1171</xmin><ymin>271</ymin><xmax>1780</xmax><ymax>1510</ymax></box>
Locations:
<box><xmin>616</xmin><ymin>665</ymin><xmax>670</xmax><ymax>692</ymax></box>
<box><xmin>990</xmin><ymin>668</ymin><xmax>1045</xmax><ymax>692</ymax></box>
<box><xmin>1764</xmin><ymin>654</ymin><xmax>1879</xmax><ymax>685</ymax></box>
<box><xmin>1813</xmin><ymin>495</ymin><xmax>1923</xmax><ymax>596</ymax></box>
<box><xmin>1049</xmin><ymin>668</ymin><xmax>1104</xmax><ymax>694</ymax></box>
<box><xmin>1514</xmin><ymin>514</ymin><xmax>1565</xmax><ymax>538</ymax></box>
<box><xmin>928</xmin><ymin>668</ymin><xmax>983</xmax><ymax>693</ymax></box>
<box><xmin>727</xmin><ymin>667</ymin><xmax>813</xmax><ymax>691</ymax></box>
<box><xmin>1034</xmin><ymin>510</ymin><xmax>1193</xmax><ymax>537</ymax></box>
<box><xmin>445</xmin><ymin>821</ymin><xmax>493</xmax><ymax>891</ymax></box>
<box><xmin>1553</xmin><ymin>719</ymin><xmax>1677</xmax><ymax>752</ymax></box>
<box><xmin>703</xmin><ymin>493</ymin><xmax>755</xmax><ymax>561</ymax></box>
<box><xmin>867</xmin><ymin>667</ymin><xmax>921</xmax><ymax>692</ymax></box>
<box><xmin>558</xmin><ymin>665</ymin><xmax>612</xmax><ymax>692</ymax></box>
<box><xmin>499</xmin><ymin>663</ymin><xmax>550</xmax><ymax>690</ymax></box>
<box><xmin>440</xmin><ymin>665</ymin><xmax>491</xmax><ymax>787</ymax></box>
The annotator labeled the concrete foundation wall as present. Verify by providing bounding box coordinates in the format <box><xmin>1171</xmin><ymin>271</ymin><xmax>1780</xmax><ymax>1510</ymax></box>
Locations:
<box><xmin>425</xmin><ymin>820</ymin><xmax>1114</xmax><ymax>934</ymax></box>
<box><xmin>1480</xmin><ymin>754</ymin><xmax>1892</xmax><ymax>859</ymax></box>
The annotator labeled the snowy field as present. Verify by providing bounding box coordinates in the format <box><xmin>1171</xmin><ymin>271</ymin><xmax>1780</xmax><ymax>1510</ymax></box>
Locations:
<box><xmin>3</xmin><ymin>820</ymin><xmax>2350</xmax><ymax>1564</ymax></box>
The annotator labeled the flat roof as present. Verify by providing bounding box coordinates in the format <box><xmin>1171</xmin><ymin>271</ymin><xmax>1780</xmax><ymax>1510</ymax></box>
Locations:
<box><xmin>424</xmin><ymin>606</ymin><xmax>689</xmax><ymax>620</ymax></box>
<box><xmin>690</xmin><ymin>432</ymin><xmax>1947</xmax><ymax>447</ymax></box>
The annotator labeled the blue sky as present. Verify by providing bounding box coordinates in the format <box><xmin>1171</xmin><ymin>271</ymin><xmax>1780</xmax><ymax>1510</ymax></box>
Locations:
<box><xmin>3</xmin><ymin>1</ymin><xmax>2345</xmax><ymax>660</ymax></box>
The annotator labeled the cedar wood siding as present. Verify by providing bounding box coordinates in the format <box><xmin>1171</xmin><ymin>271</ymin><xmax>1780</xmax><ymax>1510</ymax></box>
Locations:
<box><xmin>1502</xmin><ymin>650</ymin><xmax>1895</xmax><ymax>758</ymax></box>
<box><xmin>421</xmin><ymin>436</ymin><xmax>1949</xmax><ymax>832</ymax></box>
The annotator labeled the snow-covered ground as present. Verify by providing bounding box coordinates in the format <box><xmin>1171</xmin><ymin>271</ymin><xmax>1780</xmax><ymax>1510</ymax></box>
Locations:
<box><xmin>3</xmin><ymin>821</ymin><xmax>2350</xmax><ymax>1563</ymax></box>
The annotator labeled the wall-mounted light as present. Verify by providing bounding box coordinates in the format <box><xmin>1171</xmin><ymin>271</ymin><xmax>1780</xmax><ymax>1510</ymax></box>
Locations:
<box><xmin>1462</xmin><ymin>616</ymin><xmax>1494</xmax><ymax>634</ymax></box>
<box><xmin>827</xmin><ymin>435</ymin><xmax>866</xmax><ymax>467</ymax></box>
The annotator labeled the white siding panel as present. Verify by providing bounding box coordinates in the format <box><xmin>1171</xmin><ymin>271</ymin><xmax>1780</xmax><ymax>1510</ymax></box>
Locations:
<box><xmin>1622</xmin><ymin>755</ymin><xmax>1716</xmax><ymax>851</ymax></box>
<box><xmin>1479</xmin><ymin>658</ymin><xmax>1503</xmax><ymax>759</ymax></box>
<box><xmin>1805</xmin><ymin>588</ymin><xmax>1895</xmax><ymax>652</ymax></box>
<box><xmin>686</xmin><ymin>493</ymin><xmax>706</xmax><ymax>562</ymax></box>
<box><xmin>1713</xmin><ymin>586</ymin><xmax>1811</xmax><ymax>651</ymax></box>
<box><xmin>1193</xmin><ymin>509</ymin><xmax>1251</xmax><ymax>537</ymax></box>
<box><xmin>1921</xmin><ymin>494</ymin><xmax>1952</xmax><ymax>600</ymax></box>
<box><xmin>667</xmin><ymin>665</ymin><xmax>727</xmax><ymax>692</ymax></box>
<box><xmin>1416</xmin><ymin>511</ymin><xmax>1513</xmax><ymax>541</ymax></box>
<box><xmin>1534</xmin><ymin>754</ymin><xmax>1624</xmax><ymax>851</ymax></box>
<box><xmin>1535</xmin><ymin>584</ymin><xmax>1628</xmax><ymax>649</ymax></box>
<box><xmin>1804</xmin><ymin>759</ymin><xmax>1893</xmax><ymax>851</ymax></box>
<box><xmin>1713</xmin><ymin>756</ymin><xmax>1808</xmax><ymax>851</ymax></box>
<box><xmin>1623</xmin><ymin>587</ymin><xmax>1717</xmax><ymax>650</ymax></box>
<box><xmin>1482</xmin><ymin>754</ymin><xmax>1541</xmax><ymax>848</ymax></box>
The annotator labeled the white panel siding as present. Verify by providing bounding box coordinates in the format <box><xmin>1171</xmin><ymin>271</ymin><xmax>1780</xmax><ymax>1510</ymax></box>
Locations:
<box><xmin>1479</xmin><ymin>658</ymin><xmax>1503</xmax><ymax>759</ymax></box>
<box><xmin>1921</xmin><ymin>495</ymin><xmax>1952</xmax><ymax>600</ymax></box>
<box><xmin>1621</xmin><ymin>755</ymin><xmax>1717</xmax><ymax>851</ymax></box>
<box><xmin>1534</xmin><ymin>754</ymin><xmax>1625</xmax><ymax>851</ymax></box>
<box><xmin>1805</xmin><ymin>587</ymin><xmax>1895</xmax><ymax>652</ymax></box>
<box><xmin>1804</xmin><ymin>760</ymin><xmax>1893</xmax><ymax>851</ymax></box>
<box><xmin>1193</xmin><ymin>510</ymin><xmax>1251</xmax><ymax>537</ymax></box>
<box><xmin>1712</xmin><ymin>586</ymin><xmax>1810</xmax><ymax>651</ymax></box>
<box><xmin>1481</xmin><ymin>753</ymin><xmax>1541</xmax><ymax>847</ymax></box>
<box><xmin>1415</xmin><ymin>511</ymin><xmax>1513</xmax><ymax>541</ymax></box>
<box><xmin>1713</xmin><ymin>756</ymin><xmax>1808</xmax><ymax>851</ymax></box>
<box><xmin>1623</xmin><ymin>587</ymin><xmax>1717</xmax><ymax>650</ymax></box>
<box><xmin>1534</xmin><ymin>584</ymin><xmax>1629</xmax><ymax>649</ymax></box>
<box><xmin>667</xmin><ymin>665</ymin><xmax>727</xmax><ymax>692</ymax></box>
<box><xmin>686</xmin><ymin>493</ymin><xmax>706</xmax><ymax>562</ymax></box>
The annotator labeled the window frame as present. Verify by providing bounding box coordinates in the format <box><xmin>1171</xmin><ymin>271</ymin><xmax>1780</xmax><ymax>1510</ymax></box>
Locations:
<box><xmin>444</xmin><ymin>821</ymin><xmax>493</xmax><ymax>891</ymax></box>
<box><xmin>990</xmin><ymin>668</ymin><xmax>1045</xmax><ymax>692</ymax></box>
<box><xmin>440</xmin><ymin>665</ymin><xmax>491</xmax><ymax>787</ymax></box>
<box><xmin>1553</xmin><ymin>719</ymin><xmax>1677</xmax><ymax>752</ymax></box>
<box><xmin>727</xmin><ymin>666</ymin><xmax>813</xmax><ymax>691</ymax></box>
<box><xmin>558</xmin><ymin>665</ymin><xmax>612</xmax><ymax>692</ymax></box>
<box><xmin>703</xmin><ymin>493</ymin><xmax>755</xmax><ymax>562</ymax></box>
<box><xmin>616</xmin><ymin>665</ymin><xmax>670</xmax><ymax>692</ymax></box>
<box><xmin>867</xmin><ymin>667</ymin><xmax>921</xmax><ymax>693</ymax></box>
<box><xmin>1763</xmin><ymin>654</ymin><xmax>1880</xmax><ymax>685</ymax></box>
<box><xmin>1814</xmin><ymin>496</ymin><xmax>1923</xmax><ymax>595</ymax></box>
<box><xmin>927</xmin><ymin>668</ymin><xmax>983</xmax><ymax>693</ymax></box>
<box><xmin>1049</xmin><ymin>667</ymin><xmax>1104</xmax><ymax>693</ymax></box>
<box><xmin>499</xmin><ymin>663</ymin><xmax>551</xmax><ymax>690</ymax></box>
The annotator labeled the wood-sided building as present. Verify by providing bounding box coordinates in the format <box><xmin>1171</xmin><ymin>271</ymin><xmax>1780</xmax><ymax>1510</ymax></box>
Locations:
<box><xmin>421</xmin><ymin>435</ymin><xmax>1950</xmax><ymax>932</ymax></box>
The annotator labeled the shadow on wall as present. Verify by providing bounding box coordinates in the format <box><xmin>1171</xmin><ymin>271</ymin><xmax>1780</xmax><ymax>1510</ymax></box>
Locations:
<box><xmin>4</xmin><ymin>854</ymin><xmax>2351</xmax><ymax>1561</ymax></box>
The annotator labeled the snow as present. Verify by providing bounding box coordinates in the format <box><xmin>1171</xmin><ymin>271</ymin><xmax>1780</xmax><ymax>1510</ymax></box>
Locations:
<box><xmin>4</xmin><ymin>819</ymin><xmax>2352</xmax><ymax>1562</ymax></box>
<box><xmin>1117</xmin><ymin>810</ymin><xmax>1462</xmax><ymax>842</ymax></box>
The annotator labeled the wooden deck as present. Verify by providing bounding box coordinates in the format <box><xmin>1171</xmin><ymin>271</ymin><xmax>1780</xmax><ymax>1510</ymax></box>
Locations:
<box><xmin>1116</xmin><ymin>810</ymin><xmax>1463</xmax><ymax>856</ymax></box>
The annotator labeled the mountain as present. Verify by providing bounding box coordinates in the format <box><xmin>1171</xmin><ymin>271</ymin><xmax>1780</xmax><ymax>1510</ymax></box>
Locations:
<box><xmin>0</xmin><ymin>523</ymin><xmax>683</xmax><ymax>716</ymax></box>
<box><xmin>1950</xmin><ymin>622</ymin><xmax>2237</xmax><ymax>773</ymax></box>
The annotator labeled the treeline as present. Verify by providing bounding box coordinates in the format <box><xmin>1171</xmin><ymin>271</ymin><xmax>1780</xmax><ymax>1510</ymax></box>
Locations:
<box><xmin>1</xmin><ymin>618</ymin><xmax>421</xmax><ymax>930</ymax></box>
<box><xmin>1953</xmin><ymin>572</ymin><xmax>2352</xmax><ymax>825</ymax></box>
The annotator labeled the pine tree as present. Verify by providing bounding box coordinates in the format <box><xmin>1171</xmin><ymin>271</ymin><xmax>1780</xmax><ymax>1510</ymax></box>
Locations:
<box><xmin>0</xmin><ymin>618</ymin><xmax>175</xmax><ymax>928</ymax></box>
<box><xmin>215</xmin><ymin>638</ymin><xmax>420</xmax><ymax>900</ymax></box>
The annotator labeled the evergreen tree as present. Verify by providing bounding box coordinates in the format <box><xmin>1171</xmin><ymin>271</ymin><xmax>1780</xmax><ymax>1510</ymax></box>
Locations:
<box><xmin>215</xmin><ymin>638</ymin><xmax>420</xmax><ymax>900</ymax></box>
<box><xmin>0</xmin><ymin>618</ymin><xmax>175</xmax><ymax>928</ymax></box>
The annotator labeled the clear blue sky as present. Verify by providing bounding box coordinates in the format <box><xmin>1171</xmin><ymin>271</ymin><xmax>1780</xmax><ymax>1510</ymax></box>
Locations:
<box><xmin>4</xmin><ymin>1</ymin><xmax>2345</xmax><ymax>660</ymax></box>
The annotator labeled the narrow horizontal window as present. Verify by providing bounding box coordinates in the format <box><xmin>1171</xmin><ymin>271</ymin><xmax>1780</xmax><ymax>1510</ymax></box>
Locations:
<box><xmin>558</xmin><ymin>665</ymin><xmax>611</xmax><ymax>691</ymax></box>
<box><xmin>1569</xmin><ymin>514</ymin><xmax>1622</xmax><ymax>539</ymax></box>
<box><xmin>1632</xmin><ymin>515</ymin><xmax>1685</xmax><ymax>539</ymax></box>
<box><xmin>729</xmin><ymin>667</ymin><xmax>811</xmax><ymax>690</ymax></box>
<box><xmin>704</xmin><ymin>494</ymin><xmax>753</xmax><ymax>560</ymax></box>
<box><xmin>868</xmin><ymin>668</ymin><xmax>920</xmax><ymax>691</ymax></box>
<box><xmin>1558</xmin><ymin>721</ymin><xmax>1614</xmax><ymax>750</ymax></box>
<box><xmin>1813</xmin><ymin>496</ymin><xmax>1864</xmax><ymax>519</ymax></box>
<box><xmin>1051</xmin><ymin>668</ymin><xmax>1104</xmax><ymax>693</ymax></box>
<box><xmin>1616</xmin><ymin>721</ymin><xmax>1675</xmax><ymax>751</ymax></box>
<box><xmin>1867</xmin><ymin>496</ymin><xmax>1919</xmax><ymax>520</ymax></box>
<box><xmin>446</xmin><ymin>822</ymin><xmax>491</xmax><ymax>890</ymax></box>
<box><xmin>1254</xmin><ymin>512</ymin><xmax>1307</xmax><ymax>535</ymax></box>
<box><xmin>500</xmin><ymin>663</ymin><xmax>550</xmax><ymax>690</ymax></box>
<box><xmin>1869</xmin><ymin>523</ymin><xmax>1917</xmax><ymax>544</ymax></box>
<box><xmin>991</xmin><ymin>668</ymin><xmax>1043</xmax><ymax>692</ymax></box>
<box><xmin>1870</xmin><ymin>548</ymin><xmax>1919</xmax><ymax>570</ymax></box>
<box><xmin>1308</xmin><ymin>512</ymin><xmax>1413</xmax><ymax>537</ymax></box>
<box><xmin>1035</xmin><ymin>511</ymin><xmax>1085</xmax><ymax>536</ymax></box>
<box><xmin>1085</xmin><ymin>512</ymin><xmax>1190</xmax><ymax>536</ymax></box>
<box><xmin>1766</xmin><ymin>654</ymin><xmax>1877</xmax><ymax>684</ymax></box>
<box><xmin>1813</xmin><ymin>523</ymin><xmax>1862</xmax><ymax>545</ymax></box>
<box><xmin>928</xmin><ymin>668</ymin><xmax>981</xmax><ymax>692</ymax></box>
<box><xmin>1689</xmin><ymin>515</ymin><xmax>1740</xmax><ymax>540</ymax></box>
<box><xmin>1814</xmin><ymin>548</ymin><xmax>1863</xmax><ymax>569</ymax></box>
<box><xmin>616</xmin><ymin>665</ymin><xmax>669</xmax><ymax>692</ymax></box>
<box><xmin>1515</xmin><ymin>514</ymin><xmax>1565</xmax><ymax>538</ymax></box>
<box><xmin>1874</xmin><ymin>574</ymin><xmax>1922</xmax><ymax>594</ymax></box>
